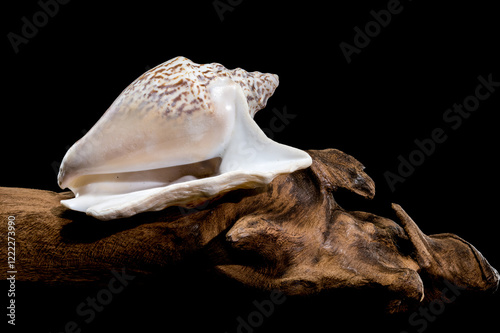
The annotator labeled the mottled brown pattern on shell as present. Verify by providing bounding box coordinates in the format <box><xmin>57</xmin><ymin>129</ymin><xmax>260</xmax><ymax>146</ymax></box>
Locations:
<box><xmin>118</xmin><ymin>56</ymin><xmax>278</xmax><ymax>118</ymax></box>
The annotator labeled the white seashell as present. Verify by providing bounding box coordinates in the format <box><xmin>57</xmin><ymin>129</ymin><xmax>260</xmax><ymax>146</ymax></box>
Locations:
<box><xmin>57</xmin><ymin>56</ymin><xmax>312</xmax><ymax>220</ymax></box>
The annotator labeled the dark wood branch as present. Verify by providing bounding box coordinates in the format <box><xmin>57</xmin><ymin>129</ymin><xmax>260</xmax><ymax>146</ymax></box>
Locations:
<box><xmin>1</xmin><ymin>149</ymin><xmax>498</xmax><ymax>313</ymax></box>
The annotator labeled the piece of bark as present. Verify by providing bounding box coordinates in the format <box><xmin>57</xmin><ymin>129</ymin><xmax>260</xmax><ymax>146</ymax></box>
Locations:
<box><xmin>0</xmin><ymin>149</ymin><xmax>498</xmax><ymax>313</ymax></box>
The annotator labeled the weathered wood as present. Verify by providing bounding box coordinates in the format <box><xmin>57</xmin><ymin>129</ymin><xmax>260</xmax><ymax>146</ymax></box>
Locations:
<box><xmin>0</xmin><ymin>149</ymin><xmax>498</xmax><ymax>313</ymax></box>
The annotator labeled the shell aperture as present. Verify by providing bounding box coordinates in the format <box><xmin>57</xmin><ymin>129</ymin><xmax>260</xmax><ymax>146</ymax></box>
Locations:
<box><xmin>57</xmin><ymin>56</ymin><xmax>312</xmax><ymax>220</ymax></box>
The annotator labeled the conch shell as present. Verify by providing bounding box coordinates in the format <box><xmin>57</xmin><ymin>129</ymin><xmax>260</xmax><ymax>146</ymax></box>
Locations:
<box><xmin>57</xmin><ymin>56</ymin><xmax>312</xmax><ymax>220</ymax></box>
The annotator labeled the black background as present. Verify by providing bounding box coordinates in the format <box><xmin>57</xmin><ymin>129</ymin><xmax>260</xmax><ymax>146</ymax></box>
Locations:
<box><xmin>2</xmin><ymin>0</ymin><xmax>499</xmax><ymax>332</ymax></box>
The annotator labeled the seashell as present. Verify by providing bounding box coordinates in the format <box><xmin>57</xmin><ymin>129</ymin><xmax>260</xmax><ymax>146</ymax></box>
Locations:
<box><xmin>57</xmin><ymin>56</ymin><xmax>312</xmax><ymax>220</ymax></box>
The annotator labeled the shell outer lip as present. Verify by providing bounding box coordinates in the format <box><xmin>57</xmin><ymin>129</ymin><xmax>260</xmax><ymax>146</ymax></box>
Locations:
<box><xmin>64</xmin><ymin>164</ymin><xmax>311</xmax><ymax>221</ymax></box>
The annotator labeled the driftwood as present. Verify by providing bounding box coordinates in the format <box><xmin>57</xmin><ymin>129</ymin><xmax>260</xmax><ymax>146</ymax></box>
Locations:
<box><xmin>1</xmin><ymin>149</ymin><xmax>498</xmax><ymax>315</ymax></box>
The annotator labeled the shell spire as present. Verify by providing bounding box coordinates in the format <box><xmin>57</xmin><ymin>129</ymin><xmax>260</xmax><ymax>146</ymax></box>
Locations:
<box><xmin>228</xmin><ymin>68</ymin><xmax>279</xmax><ymax>117</ymax></box>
